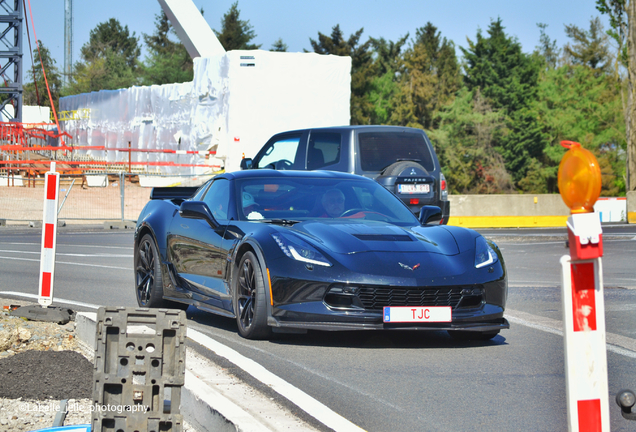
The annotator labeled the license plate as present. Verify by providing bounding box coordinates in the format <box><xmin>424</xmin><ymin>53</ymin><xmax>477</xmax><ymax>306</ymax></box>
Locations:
<box><xmin>398</xmin><ymin>184</ymin><xmax>430</xmax><ymax>194</ymax></box>
<box><xmin>383</xmin><ymin>306</ymin><xmax>452</xmax><ymax>323</ymax></box>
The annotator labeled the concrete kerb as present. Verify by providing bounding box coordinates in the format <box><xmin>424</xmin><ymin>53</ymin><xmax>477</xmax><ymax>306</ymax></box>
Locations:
<box><xmin>74</xmin><ymin>312</ymin><xmax>321</xmax><ymax>432</ymax></box>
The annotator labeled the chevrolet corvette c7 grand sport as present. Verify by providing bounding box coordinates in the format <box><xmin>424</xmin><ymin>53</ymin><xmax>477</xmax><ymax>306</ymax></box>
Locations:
<box><xmin>134</xmin><ymin>170</ymin><xmax>508</xmax><ymax>340</ymax></box>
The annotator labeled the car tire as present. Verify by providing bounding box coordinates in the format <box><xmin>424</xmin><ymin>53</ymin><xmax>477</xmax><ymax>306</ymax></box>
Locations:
<box><xmin>135</xmin><ymin>234</ymin><xmax>187</xmax><ymax>310</ymax></box>
<box><xmin>447</xmin><ymin>330</ymin><xmax>500</xmax><ymax>341</ymax></box>
<box><xmin>234</xmin><ymin>251</ymin><xmax>272</xmax><ymax>339</ymax></box>
<box><xmin>380</xmin><ymin>161</ymin><xmax>429</xmax><ymax>177</ymax></box>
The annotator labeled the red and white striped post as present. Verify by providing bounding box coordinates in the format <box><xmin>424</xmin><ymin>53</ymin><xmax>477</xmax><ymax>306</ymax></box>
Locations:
<box><xmin>38</xmin><ymin>161</ymin><xmax>60</xmax><ymax>307</ymax></box>
<box><xmin>558</xmin><ymin>141</ymin><xmax>609</xmax><ymax>432</ymax></box>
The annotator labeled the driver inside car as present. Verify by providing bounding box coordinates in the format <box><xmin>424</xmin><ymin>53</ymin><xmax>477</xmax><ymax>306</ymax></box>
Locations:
<box><xmin>320</xmin><ymin>189</ymin><xmax>345</xmax><ymax>217</ymax></box>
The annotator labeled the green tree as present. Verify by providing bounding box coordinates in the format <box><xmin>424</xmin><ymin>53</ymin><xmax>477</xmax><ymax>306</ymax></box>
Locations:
<box><xmin>429</xmin><ymin>88</ymin><xmax>513</xmax><ymax>193</ymax></box>
<box><xmin>596</xmin><ymin>0</ymin><xmax>636</xmax><ymax>191</ymax></box>
<box><xmin>564</xmin><ymin>17</ymin><xmax>612</xmax><ymax>72</ymax></box>
<box><xmin>461</xmin><ymin>18</ymin><xmax>544</xmax><ymax>185</ymax></box>
<box><xmin>534</xmin><ymin>23</ymin><xmax>561</xmax><ymax>70</ymax></box>
<box><xmin>531</xmin><ymin>64</ymin><xmax>625</xmax><ymax>194</ymax></box>
<box><xmin>309</xmin><ymin>25</ymin><xmax>374</xmax><ymax>124</ymax></box>
<box><xmin>397</xmin><ymin>23</ymin><xmax>461</xmax><ymax>129</ymax></box>
<box><xmin>68</xmin><ymin>18</ymin><xmax>142</xmax><ymax>93</ymax></box>
<box><xmin>23</xmin><ymin>41</ymin><xmax>63</xmax><ymax>111</ymax></box>
<box><xmin>80</xmin><ymin>18</ymin><xmax>140</xmax><ymax>69</ymax></box>
<box><xmin>270</xmin><ymin>38</ymin><xmax>288</xmax><ymax>52</ymax></box>
<box><xmin>367</xmin><ymin>35</ymin><xmax>408</xmax><ymax>124</ymax></box>
<box><xmin>142</xmin><ymin>10</ymin><xmax>193</xmax><ymax>85</ymax></box>
<box><xmin>214</xmin><ymin>2</ymin><xmax>261</xmax><ymax>50</ymax></box>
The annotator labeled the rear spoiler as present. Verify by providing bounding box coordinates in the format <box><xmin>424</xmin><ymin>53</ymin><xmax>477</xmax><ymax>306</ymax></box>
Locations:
<box><xmin>150</xmin><ymin>187</ymin><xmax>199</xmax><ymax>200</ymax></box>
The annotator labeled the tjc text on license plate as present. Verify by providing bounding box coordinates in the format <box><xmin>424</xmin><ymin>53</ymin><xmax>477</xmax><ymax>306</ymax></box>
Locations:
<box><xmin>398</xmin><ymin>184</ymin><xmax>430</xmax><ymax>194</ymax></box>
<box><xmin>383</xmin><ymin>306</ymin><xmax>451</xmax><ymax>323</ymax></box>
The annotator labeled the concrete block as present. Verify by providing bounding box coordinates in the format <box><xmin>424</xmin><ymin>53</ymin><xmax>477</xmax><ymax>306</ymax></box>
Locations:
<box><xmin>628</xmin><ymin>191</ymin><xmax>636</xmax><ymax>224</ymax></box>
<box><xmin>104</xmin><ymin>221</ymin><xmax>135</xmax><ymax>229</ymax></box>
<box><xmin>85</xmin><ymin>175</ymin><xmax>108</xmax><ymax>187</ymax></box>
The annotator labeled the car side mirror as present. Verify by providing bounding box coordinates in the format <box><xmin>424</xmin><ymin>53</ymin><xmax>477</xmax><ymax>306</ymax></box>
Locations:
<box><xmin>419</xmin><ymin>205</ymin><xmax>442</xmax><ymax>225</ymax></box>
<box><xmin>240</xmin><ymin>158</ymin><xmax>253</xmax><ymax>170</ymax></box>
<box><xmin>179</xmin><ymin>201</ymin><xmax>219</xmax><ymax>229</ymax></box>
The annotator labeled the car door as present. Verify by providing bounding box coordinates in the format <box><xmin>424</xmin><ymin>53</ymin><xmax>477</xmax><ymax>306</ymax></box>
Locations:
<box><xmin>167</xmin><ymin>178</ymin><xmax>232</xmax><ymax>309</ymax></box>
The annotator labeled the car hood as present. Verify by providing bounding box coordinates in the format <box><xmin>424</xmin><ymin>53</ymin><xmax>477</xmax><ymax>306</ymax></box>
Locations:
<box><xmin>290</xmin><ymin>220</ymin><xmax>459</xmax><ymax>255</ymax></box>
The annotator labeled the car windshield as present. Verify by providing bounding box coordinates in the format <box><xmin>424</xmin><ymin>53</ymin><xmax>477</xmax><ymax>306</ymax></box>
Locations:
<box><xmin>235</xmin><ymin>176</ymin><xmax>420</xmax><ymax>225</ymax></box>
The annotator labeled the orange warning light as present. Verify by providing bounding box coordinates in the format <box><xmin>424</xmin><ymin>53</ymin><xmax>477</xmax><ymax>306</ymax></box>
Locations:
<box><xmin>557</xmin><ymin>141</ymin><xmax>602</xmax><ymax>214</ymax></box>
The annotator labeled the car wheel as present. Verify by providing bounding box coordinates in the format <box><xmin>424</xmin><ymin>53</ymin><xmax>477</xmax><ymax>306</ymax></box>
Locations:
<box><xmin>234</xmin><ymin>251</ymin><xmax>272</xmax><ymax>339</ymax></box>
<box><xmin>135</xmin><ymin>234</ymin><xmax>180</xmax><ymax>309</ymax></box>
<box><xmin>448</xmin><ymin>330</ymin><xmax>500</xmax><ymax>341</ymax></box>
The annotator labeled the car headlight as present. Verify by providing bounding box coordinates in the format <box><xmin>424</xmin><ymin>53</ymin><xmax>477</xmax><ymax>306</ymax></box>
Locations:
<box><xmin>474</xmin><ymin>236</ymin><xmax>498</xmax><ymax>268</ymax></box>
<box><xmin>271</xmin><ymin>233</ymin><xmax>332</xmax><ymax>267</ymax></box>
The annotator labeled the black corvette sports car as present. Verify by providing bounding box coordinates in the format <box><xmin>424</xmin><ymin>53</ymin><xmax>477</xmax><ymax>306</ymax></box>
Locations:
<box><xmin>134</xmin><ymin>170</ymin><xmax>508</xmax><ymax>340</ymax></box>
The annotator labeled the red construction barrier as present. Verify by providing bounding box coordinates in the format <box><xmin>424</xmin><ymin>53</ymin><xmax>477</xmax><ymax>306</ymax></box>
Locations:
<box><xmin>38</xmin><ymin>162</ymin><xmax>60</xmax><ymax>307</ymax></box>
<box><xmin>558</xmin><ymin>141</ymin><xmax>609</xmax><ymax>431</ymax></box>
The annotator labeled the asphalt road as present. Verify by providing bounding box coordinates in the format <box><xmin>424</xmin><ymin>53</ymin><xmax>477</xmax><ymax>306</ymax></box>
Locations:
<box><xmin>1</xmin><ymin>224</ymin><xmax>635</xmax><ymax>431</ymax></box>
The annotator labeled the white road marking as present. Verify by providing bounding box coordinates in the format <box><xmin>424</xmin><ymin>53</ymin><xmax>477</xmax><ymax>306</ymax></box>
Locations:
<box><xmin>506</xmin><ymin>308</ymin><xmax>636</xmax><ymax>359</ymax></box>
<box><xmin>0</xmin><ymin>249</ymin><xmax>131</xmax><ymax>258</ymax></box>
<box><xmin>0</xmin><ymin>242</ymin><xmax>131</xmax><ymax>250</ymax></box>
<box><xmin>0</xmin><ymin>291</ymin><xmax>100</xmax><ymax>310</ymax></box>
<box><xmin>204</xmin><ymin>327</ymin><xmax>405</xmax><ymax>412</ymax></box>
<box><xmin>187</xmin><ymin>328</ymin><xmax>367</xmax><ymax>432</ymax></box>
<box><xmin>0</xmin><ymin>255</ymin><xmax>130</xmax><ymax>270</ymax></box>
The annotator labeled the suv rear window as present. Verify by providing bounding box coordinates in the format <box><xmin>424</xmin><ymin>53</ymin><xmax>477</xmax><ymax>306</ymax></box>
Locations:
<box><xmin>358</xmin><ymin>132</ymin><xmax>435</xmax><ymax>172</ymax></box>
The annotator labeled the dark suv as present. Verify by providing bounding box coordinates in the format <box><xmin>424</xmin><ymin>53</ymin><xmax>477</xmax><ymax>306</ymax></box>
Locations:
<box><xmin>240</xmin><ymin>125</ymin><xmax>450</xmax><ymax>223</ymax></box>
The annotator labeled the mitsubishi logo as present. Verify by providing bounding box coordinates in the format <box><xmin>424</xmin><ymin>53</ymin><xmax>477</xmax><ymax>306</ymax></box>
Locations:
<box><xmin>410</xmin><ymin>168</ymin><xmax>417</xmax><ymax>175</ymax></box>
<box><xmin>399</xmin><ymin>262</ymin><xmax>420</xmax><ymax>271</ymax></box>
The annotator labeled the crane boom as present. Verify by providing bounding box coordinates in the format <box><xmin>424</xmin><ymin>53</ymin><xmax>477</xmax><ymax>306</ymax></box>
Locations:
<box><xmin>157</xmin><ymin>0</ymin><xmax>225</xmax><ymax>58</ymax></box>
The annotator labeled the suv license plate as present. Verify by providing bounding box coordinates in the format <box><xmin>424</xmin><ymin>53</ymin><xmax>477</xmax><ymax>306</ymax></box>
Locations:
<box><xmin>383</xmin><ymin>306</ymin><xmax>451</xmax><ymax>323</ymax></box>
<box><xmin>398</xmin><ymin>184</ymin><xmax>430</xmax><ymax>194</ymax></box>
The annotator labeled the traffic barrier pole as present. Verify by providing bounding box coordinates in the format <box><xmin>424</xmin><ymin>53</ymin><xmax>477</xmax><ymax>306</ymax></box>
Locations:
<box><xmin>38</xmin><ymin>161</ymin><xmax>59</xmax><ymax>307</ymax></box>
<box><xmin>561</xmin><ymin>213</ymin><xmax>609</xmax><ymax>432</ymax></box>
<box><xmin>558</xmin><ymin>141</ymin><xmax>609</xmax><ymax>431</ymax></box>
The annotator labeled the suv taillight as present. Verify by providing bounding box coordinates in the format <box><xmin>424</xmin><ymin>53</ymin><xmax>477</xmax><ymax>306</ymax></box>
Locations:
<box><xmin>440</xmin><ymin>173</ymin><xmax>448</xmax><ymax>200</ymax></box>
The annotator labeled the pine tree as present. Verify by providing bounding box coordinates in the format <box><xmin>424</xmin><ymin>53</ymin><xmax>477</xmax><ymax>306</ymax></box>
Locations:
<box><xmin>270</xmin><ymin>38</ymin><xmax>288</xmax><ymax>52</ymax></box>
<box><xmin>214</xmin><ymin>2</ymin><xmax>261</xmax><ymax>51</ymax></box>
<box><xmin>461</xmin><ymin>18</ymin><xmax>544</xmax><ymax>184</ymax></box>
<box><xmin>564</xmin><ymin>17</ymin><xmax>612</xmax><ymax>72</ymax></box>
<box><xmin>23</xmin><ymin>41</ymin><xmax>62</xmax><ymax>110</ymax></box>
<box><xmin>68</xmin><ymin>18</ymin><xmax>142</xmax><ymax>93</ymax></box>
<box><xmin>143</xmin><ymin>10</ymin><xmax>193</xmax><ymax>85</ymax></box>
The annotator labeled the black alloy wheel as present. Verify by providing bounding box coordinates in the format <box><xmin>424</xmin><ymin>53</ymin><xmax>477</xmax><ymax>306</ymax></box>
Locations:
<box><xmin>234</xmin><ymin>251</ymin><xmax>271</xmax><ymax>339</ymax></box>
<box><xmin>135</xmin><ymin>234</ymin><xmax>172</xmax><ymax>308</ymax></box>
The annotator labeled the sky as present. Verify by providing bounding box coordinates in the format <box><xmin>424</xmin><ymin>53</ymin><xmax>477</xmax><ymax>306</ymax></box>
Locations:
<box><xmin>22</xmin><ymin>0</ymin><xmax>610</xmax><ymax>80</ymax></box>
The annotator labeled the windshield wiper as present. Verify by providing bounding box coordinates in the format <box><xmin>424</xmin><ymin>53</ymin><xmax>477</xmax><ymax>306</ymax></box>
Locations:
<box><xmin>261</xmin><ymin>219</ymin><xmax>302</xmax><ymax>226</ymax></box>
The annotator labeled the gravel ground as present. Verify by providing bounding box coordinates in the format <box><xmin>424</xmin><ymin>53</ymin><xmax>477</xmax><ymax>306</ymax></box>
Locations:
<box><xmin>0</xmin><ymin>302</ymin><xmax>94</xmax><ymax>431</ymax></box>
<box><xmin>0</xmin><ymin>300</ymin><xmax>197</xmax><ymax>431</ymax></box>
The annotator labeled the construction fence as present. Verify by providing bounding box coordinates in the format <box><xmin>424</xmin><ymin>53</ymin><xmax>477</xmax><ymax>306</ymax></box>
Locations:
<box><xmin>0</xmin><ymin>173</ymin><xmax>210</xmax><ymax>224</ymax></box>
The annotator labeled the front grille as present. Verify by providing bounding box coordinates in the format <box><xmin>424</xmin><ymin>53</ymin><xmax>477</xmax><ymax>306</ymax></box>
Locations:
<box><xmin>357</xmin><ymin>286</ymin><xmax>467</xmax><ymax>310</ymax></box>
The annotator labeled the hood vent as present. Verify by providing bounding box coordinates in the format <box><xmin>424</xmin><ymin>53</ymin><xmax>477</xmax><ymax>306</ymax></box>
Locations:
<box><xmin>353</xmin><ymin>234</ymin><xmax>413</xmax><ymax>242</ymax></box>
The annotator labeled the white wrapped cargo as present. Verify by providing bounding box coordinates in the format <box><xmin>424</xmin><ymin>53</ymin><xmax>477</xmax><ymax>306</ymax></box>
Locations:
<box><xmin>59</xmin><ymin>50</ymin><xmax>351</xmax><ymax>175</ymax></box>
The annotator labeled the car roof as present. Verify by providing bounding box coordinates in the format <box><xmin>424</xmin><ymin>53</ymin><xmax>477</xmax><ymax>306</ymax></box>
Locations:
<box><xmin>270</xmin><ymin>125</ymin><xmax>427</xmax><ymax>135</ymax></box>
<box><xmin>220</xmin><ymin>169</ymin><xmax>374</xmax><ymax>182</ymax></box>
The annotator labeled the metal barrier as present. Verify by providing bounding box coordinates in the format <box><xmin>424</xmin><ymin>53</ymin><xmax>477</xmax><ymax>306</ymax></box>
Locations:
<box><xmin>0</xmin><ymin>173</ymin><xmax>211</xmax><ymax>224</ymax></box>
<box><xmin>92</xmin><ymin>307</ymin><xmax>187</xmax><ymax>431</ymax></box>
